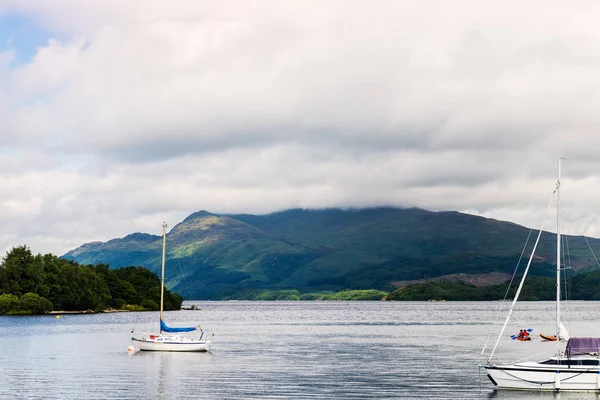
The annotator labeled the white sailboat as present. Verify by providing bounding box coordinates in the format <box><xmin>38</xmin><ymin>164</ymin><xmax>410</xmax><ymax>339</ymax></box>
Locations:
<box><xmin>131</xmin><ymin>222</ymin><xmax>212</xmax><ymax>352</ymax></box>
<box><xmin>482</xmin><ymin>158</ymin><xmax>600</xmax><ymax>392</ymax></box>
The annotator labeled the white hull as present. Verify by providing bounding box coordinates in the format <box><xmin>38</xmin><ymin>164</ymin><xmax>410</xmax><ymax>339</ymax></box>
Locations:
<box><xmin>130</xmin><ymin>223</ymin><xmax>212</xmax><ymax>353</ymax></box>
<box><xmin>482</xmin><ymin>161</ymin><xmax>600</xmax><ymax>393</ymax></box>
<box><xmin>132</xmin><ymin>335</ymin><xmax>211</xmax><ymax>352</ymax></box>
<box><xmin>485</xmin><ymin>359</ymin><xmax>600</xmax><ymax>392</ymax></box>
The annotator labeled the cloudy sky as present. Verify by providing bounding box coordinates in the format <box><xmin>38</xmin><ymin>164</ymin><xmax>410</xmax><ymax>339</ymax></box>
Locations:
<box><xmin>1</xmin><ymin>0</ymin><xmax>600</xmax><ymax>255</ymax></box>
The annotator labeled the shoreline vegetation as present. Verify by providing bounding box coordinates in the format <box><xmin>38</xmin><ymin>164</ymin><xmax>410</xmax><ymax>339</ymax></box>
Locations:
<box><xmin>221</xmin><ymin>288</ymin><xmax>389</xmax><ymax>301</ymax></box>
<box><xmin>200</xmin><ymin>270</ymin><xmax>600</xmax><ymax>302</ymax></box>
<box><xmin>5</xmin><ymin>246</ymin><xmax>600</xmax><ymax>314</ymax></box>
<box><xmin>0</xmin><ymin>246</ymin><xmax>182</xmax><ymax>315</ymax></box>
<box><xmin>49</xmin><ymin>309</ymin><xmax>131</xmax><ymax>314</ymax></box>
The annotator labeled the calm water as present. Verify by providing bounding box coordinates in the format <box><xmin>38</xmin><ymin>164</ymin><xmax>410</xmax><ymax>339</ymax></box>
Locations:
<box><xmin>2</xmin><ymin>301</ymin><xmax>600</xmax><ymax>399</ymax></box>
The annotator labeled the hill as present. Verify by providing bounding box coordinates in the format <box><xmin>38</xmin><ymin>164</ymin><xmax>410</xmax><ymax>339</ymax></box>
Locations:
<box><xmin>63</xmin><ymin>207</ymin><xmax>600</xmax><ymax>299</ymax></box>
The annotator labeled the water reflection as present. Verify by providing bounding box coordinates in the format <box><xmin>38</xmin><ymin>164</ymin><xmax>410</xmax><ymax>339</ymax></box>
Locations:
<box><xmin>1</xmin><ymin>301</ymin><xmax>600</xmax><ymax>399</ymax></box>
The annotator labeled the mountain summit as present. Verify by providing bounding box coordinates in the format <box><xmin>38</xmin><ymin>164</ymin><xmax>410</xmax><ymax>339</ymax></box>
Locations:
<box><xmin>63</xmin><ymin>207</ymin><xmax>600</xmax><ymax>299</ymax></box>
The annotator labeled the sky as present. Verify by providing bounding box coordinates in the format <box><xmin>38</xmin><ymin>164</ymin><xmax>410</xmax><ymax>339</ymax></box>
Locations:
<box><xmin>1</xmin><ymin>0</ymin><xmax>600</xmax><ymax>256</ymax></box>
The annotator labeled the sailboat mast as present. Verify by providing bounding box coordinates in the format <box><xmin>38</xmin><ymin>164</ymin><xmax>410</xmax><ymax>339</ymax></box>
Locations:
<box><xmin>160</xmin><ymin>222</ymin><xmax>167</xmax><ymax>324</ymax></box>
<box><xmin>556</xmin><ymin>158</ymin><xmax>561</xmax><ymax>344</ymax></box>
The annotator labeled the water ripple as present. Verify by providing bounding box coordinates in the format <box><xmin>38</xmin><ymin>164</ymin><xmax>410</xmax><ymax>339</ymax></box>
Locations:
<box><xmin>1</xmin><ymin>301</ymin><xmax>600</xmax><ymax>399</ymax></box>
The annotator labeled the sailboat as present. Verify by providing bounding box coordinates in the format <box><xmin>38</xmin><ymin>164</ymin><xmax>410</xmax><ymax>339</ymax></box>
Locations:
<box><xmin>131</xmin><ymin>222</ymin><xmax>212</xmax><ymax>352</ymax></box>
<box><xmin>482</xmin><ymin>158</ymin><xmax>600</xmax><ymax>392</ymax></box>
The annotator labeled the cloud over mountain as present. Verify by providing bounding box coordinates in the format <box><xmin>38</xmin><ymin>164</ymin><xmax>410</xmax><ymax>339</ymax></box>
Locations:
<box><xmin>1</xmin><ymin>0</ymin><xmax>600</xmax><ymax>254</ymax></box>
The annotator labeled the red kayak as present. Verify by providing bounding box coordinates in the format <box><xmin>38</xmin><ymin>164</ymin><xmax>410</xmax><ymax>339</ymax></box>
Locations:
<box><xmin>516</xmin><ymin>336</ymin><xmax>531</xmax><ymax>341</ymax></box>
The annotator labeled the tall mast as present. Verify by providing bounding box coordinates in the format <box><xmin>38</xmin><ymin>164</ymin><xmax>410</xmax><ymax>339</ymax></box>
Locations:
<box><xmin>556</xmin><ymin>158</ymin><xmax>561</xmax><ymax>346</ymax></box>
<box><xmin>160</xmin><ymin>222</ymin><xmax>167</xmax><ymax>325</ymax></box>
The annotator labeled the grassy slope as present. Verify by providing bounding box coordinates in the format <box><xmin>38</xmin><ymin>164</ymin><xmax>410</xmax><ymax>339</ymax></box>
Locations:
<box><xmin>63</xmin><ymin>207</ymin><xmax>600</xmax><ymax>299</ymax></box>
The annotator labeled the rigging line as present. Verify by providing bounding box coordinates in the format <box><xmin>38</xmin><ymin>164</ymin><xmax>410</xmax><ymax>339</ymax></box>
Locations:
<box><xmin>175</xmin><ymin>256</ymin><xmax>196</xmax><ymax>302</ymax></box>
<box><xmin>486</xmin><ymin>190</ymin><xmax>555</xmax><ymax>362</ymax></box>
<box><xmin>513</xmin><ymin>351</ymin><xmax>548</xmax><ymax>364</ymax></box>
<box><xmin>495</xmin><ymin>368</ymin><xmax>555</xmax><ymax>385</ymax></box>
<box><xmin>481</xmin><ymin>227</ymin><xmax>535</xmax><ymax>356</ymax></box>
<box><xmin>563</xmin><ymin>159</ymin><xmax>575</xmax><ymax>329</ymax></box>
<box><xmin>562</xmin><ymin>234</ymin><xmax>570</xmax><ymax>303</ymax></box>
<box><xmin>505</xmin><ymin>230</ymin><xmax>535</xmax><ymax>301</ymax></box>
<box><xmin>495</xmin><ymin>365</ymin><xmax>599</xmax><ymax>386</ymax></box>
<box><xmin>142</xmin><ymin>265</ymin><xmax>156</xmax><ymax>302</ymax></box>
<box><xmin>583</xmin><ymin>236</ymin><xmax>600</xmax><ymax>269</ymax></box>
<box><xmin>478</xmin><ymin>365</ymin><xmax>482</xmax><ymax>395</ymax></box>
<box><xmin>131</xmin><ymin>259</ymin><xmax>164</xmax><ymax>333</ymax></box>
<box><xmin>563</xmin><ymin>225</ymin><xmax>574</xmax><ymax>331</ymax></box>
<box><xmin>134</xmin><ymin>228</ymin><xmax>169</xmax><ymax>332</ymax></box>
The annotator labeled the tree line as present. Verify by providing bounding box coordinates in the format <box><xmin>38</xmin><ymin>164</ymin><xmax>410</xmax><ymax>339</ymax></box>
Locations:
<box><xmin>0</xmin><ymin>246</ymin><xmax>182</xmax><ymax>315</ymax></box>
<box><xmin>386</xmin><ymin>270</ymin><xmax>600</xmax><ymax>301</ymax></box>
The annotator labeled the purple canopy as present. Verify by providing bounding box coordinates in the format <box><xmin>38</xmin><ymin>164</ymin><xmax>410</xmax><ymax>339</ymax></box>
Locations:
<box><xmin>565</xmin><ymin>338</ymin><xmax>600</xmax><ymax>357</ymax></box>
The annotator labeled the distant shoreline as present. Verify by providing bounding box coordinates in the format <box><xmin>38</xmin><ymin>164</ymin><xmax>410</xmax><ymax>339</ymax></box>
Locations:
<box><xmin>49</xmin><ymin>309</ymin><xmax>131</xmax><ymax>314</ymax></box>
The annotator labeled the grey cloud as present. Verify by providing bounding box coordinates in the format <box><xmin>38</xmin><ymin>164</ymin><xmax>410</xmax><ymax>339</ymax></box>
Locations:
<box><xmin>1</xmin><ymin>1</ymin><xmax>600</xmax><ymax>254</ymax></box>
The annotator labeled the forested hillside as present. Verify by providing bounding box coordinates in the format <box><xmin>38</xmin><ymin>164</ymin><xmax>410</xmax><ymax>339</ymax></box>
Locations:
<box><xmin>63</xmin><ymin>207</ymin><xmax>600</xmax><ymax>299</ymax></box>
<box><xmin>387</xmin><ymin>270</ymin><xmax>600</xmax><ymax>301</ymax></box>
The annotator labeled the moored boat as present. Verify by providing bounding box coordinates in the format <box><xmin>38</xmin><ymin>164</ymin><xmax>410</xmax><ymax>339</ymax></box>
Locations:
<box><xmin>481</xmin><ymin>158</ymin><xmax>600</xmax><ymax>392</ymax></box>
<box><xmin>131</xmin><ymin>222</ymin><xmax>212</xmax><ymax>352</ymax></box>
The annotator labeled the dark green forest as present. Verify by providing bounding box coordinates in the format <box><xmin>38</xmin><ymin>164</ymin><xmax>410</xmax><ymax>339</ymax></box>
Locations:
<box><xmin>387</xmin><ymin>270</ymin><xmax>600</xmax><ymax>301</ymax></box>
<box><xmin>64</xmin><ymin>208</ymin><xmax>600</xmax><ymax>299</ymax></box>
<box><xmin>0</xmin><ymin>246</ymin><xmax>182</xmax><ymax>315</ymax></box>
<box><xmin>7</xmin><ymin>237</ymin><xmax>600</xmax><ymax>309</ymax></box>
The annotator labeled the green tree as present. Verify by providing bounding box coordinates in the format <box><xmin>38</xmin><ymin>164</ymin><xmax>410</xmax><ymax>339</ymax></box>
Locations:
<box><xmin>0</xmin><ymin>246</ymin><xmax>183</xmax><ymax>312</ymax></box>
<box><xmin>20</xmin><ymin>292</ymin><xmax>53</xmax><ymax>314</ymax></box>
<box><xmin>0</xmin><ymin>293</ymin><xmax>20</xmax><ymax>314</ymax></box>
<box><xmin>39</xmin><ymin>253</ymin><xmax>63</xmax><ymax>299</ymax></box>
<box><xmin>0</xmin><ymin>246</ymin><xmax>40</xmax><ymax>296</ymax></box>
<box><xmin>141</xmin><ymin>299</ymin><xmax>159</xmax><ymax>311</ymax></box>
<box><xmin>166</xmin><ymin>292</ymin><xmax>183</xmax><ymax>310</ymax></box>
<box><xmin>54</xmin><ymin>263</ymin><xmax>110</xmax><ymax>310</ymax></box>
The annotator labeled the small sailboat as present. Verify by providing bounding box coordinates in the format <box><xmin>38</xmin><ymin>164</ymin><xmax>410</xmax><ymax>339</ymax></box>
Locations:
<box><xmin>482</xmin><ymin>158</ymin><xmax>600</xmax><ymax>392</ymax></box>
<box><xmin>131</xmin><ymin>222</ymin><xmax>212</xmax><ymax>352</ymax></box>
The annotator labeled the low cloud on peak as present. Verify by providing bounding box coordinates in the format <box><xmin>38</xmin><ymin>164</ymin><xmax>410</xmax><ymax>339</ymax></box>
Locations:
<box><xmin>0</xmin><ymin>0</ymin><xmax>599</xmax><ymax>254</ymax></box>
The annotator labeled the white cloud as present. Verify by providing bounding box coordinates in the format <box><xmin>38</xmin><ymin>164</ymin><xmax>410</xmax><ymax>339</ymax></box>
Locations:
<box><xmin>1</xmin><ymin>0</ymin><xmax>600</xmax><ymax>254</ymax></box>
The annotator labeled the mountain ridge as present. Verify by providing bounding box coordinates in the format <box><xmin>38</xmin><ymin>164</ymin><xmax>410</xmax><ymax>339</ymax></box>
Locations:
<box><xmin>63</xmin><ymin>207</ymin><xmax>600</xmax><ymax>299</ymax></box>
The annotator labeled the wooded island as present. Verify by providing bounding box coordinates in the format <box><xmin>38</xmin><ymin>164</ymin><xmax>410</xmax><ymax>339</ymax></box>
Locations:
<box><xmin>0</xmin><ymin>246</ymin><xmax>182</xmax><ymax>315</ymax></box>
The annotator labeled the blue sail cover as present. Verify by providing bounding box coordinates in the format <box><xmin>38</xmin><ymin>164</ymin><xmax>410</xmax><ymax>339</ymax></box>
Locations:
<box><xmin>160</xmin><ymin>319</ymin><xmax>197</xmax><ymax>333</ymax></box>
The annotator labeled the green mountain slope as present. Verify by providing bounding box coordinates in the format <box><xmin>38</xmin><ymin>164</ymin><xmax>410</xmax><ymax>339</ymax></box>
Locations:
<box><xmin>63</xmin><ymin>207</ymin><xmax>600</xmax><ymax>299</ymax></box>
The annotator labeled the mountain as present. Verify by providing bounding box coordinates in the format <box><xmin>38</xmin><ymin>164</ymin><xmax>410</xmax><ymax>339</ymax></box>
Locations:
<box><xmin>62</xmin><ymin>207</ymin><xmax>600</xmax><ymax>299</ymax></box>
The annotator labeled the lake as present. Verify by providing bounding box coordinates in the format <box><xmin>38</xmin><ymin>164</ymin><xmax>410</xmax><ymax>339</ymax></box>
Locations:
<box><xmin>1</xmin><ymin>301</ymin><xmax>600</xmax><ymax>399</ymax></box>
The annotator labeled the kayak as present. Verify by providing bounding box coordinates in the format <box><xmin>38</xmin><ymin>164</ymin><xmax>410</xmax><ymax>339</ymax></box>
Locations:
<box><xmin>540</xmin><ymin>334</ymin><xmax>557</xmax><ymax>341</ymax></box>
<box><xmin>510</xmin><ymin>328</ymin><xmax>534</xmax><ymax>341</ymax></box>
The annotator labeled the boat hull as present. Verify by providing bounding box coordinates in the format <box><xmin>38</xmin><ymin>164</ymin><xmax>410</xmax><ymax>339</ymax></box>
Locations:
<box><xmin>132</xmin><ymin>337</ymin><xmax>211</xmax><ymax>352</ymax></box>
<box><xmin>485</xmin><ymin>363</ymin><xmax>600</xmax><ymax>392</ymax></box>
